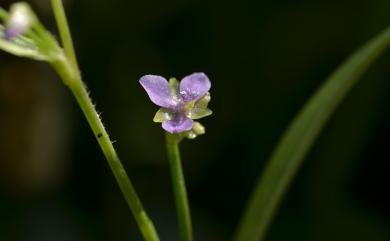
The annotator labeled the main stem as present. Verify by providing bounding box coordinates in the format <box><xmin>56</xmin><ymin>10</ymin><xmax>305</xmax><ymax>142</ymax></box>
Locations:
<box><xmin>165</xmin><ymin>133</ymin><xmax>193</xmax><ymax>241</ymax></box>
<box><xmin>49</xmin><ymin>1</ymin><xmax>159</xmax><ymax>240</ymax></box>
<box><xmin>51</xmin><ymin>57</ymin><xmax>160</xmax><ymax>241</ymax></box>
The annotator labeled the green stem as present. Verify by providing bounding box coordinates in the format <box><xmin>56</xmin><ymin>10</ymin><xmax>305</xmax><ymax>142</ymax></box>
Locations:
<box><xmin>50</xmin><ymin>0</ymin><xmax>78</xmax><ymax>69</ymax></box>
<box><xmin>50</xmin><ymin>57</ymin><xmax>160</xmax><ymax>241</ymax></box>
<box><xmin>165</xmin><ymin>133</ymin><xmax>193</xmax><ymax>241</ymax></box>
<box><xmin>49</xmin><ymin>1</ymin><xmax>160</xmax><ymax>241</ymax></box>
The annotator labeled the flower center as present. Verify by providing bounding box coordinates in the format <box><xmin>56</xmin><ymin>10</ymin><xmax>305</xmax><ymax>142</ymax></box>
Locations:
<box><xmin>180</xmin><ymin>88</ymin><xmax>199</xmax><ymax>102</ymax></box>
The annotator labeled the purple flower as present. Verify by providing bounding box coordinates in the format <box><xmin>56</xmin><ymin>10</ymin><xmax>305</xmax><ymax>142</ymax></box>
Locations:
<box><xmin>140</xmin><ymin>72</ymin><xmax>212</xmax><ymax>134</ymax></box>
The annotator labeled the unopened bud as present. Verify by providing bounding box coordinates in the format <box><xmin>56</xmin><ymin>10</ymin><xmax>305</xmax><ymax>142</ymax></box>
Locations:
<box><xmin>5</xmin><ymin>3</ymin><xmax>33</xmax><ymax>40</ymax></box>
<box><xmin>192</xmin><ymin>122</ymin><xmax>205</xmax><ymax>135</ymax></box>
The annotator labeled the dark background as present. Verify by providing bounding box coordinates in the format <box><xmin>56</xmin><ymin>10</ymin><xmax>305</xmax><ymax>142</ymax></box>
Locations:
<box><xmin>0</xmin><ymin>0</ymin><xmax>389</xmax><ymax>240</ymax></box>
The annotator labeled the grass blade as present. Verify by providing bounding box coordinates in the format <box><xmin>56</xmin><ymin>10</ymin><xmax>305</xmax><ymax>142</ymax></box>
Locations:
<box><xmin>233</xmin><ymin>25</ymin><xmax>390</xmax><ymax>241</ymax></box>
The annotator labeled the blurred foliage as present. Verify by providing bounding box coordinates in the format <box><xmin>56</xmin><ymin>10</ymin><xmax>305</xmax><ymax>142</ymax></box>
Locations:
<box><xmin>0</xmin><ymin>0</ymin><xmax>389</xmax><ymax>240</ymax></box>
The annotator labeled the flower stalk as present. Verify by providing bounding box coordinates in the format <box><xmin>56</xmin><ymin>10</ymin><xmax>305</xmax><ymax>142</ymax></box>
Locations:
<box><xmin>165</xmin><ymin>133</ymin><xmax>193</xmax><ymax>241</ymax></box>
<box><xmin>139</xmin><ymin>73</ymin><xmax>212</xmax><ymax>241</ymax></box>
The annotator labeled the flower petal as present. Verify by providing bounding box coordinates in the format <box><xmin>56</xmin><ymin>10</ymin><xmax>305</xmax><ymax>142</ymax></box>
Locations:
<box><xmin>139</xmin><ymin>75</ymin><xmax>175</xmax><ymax>108</ymax></box>
<box><xmin>179</xmin><ymin>72</ymin><xmax>211</xmax><ymax>102</ymax></box>
<box><xmin>162</xmin><ymin>114</ymin><xmax>193</xmax><ymax>133</ymax></box>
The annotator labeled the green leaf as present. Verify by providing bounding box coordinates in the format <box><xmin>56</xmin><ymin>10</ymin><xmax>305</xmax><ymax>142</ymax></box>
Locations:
<box><xmin>233</xmin><ymin>25</ymin><xmax>390</xmax><ymax>241</ymax></box>
<box><xmin>0</xmin><ymin>25</ymin><xmax>47</xmax><ymax>60</ymax></box>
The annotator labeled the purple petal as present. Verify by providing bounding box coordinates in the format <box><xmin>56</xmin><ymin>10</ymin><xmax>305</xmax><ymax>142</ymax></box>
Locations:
<box><xmin>179</xmin><ymin>72</ymin><xmax>211</xmax><ymax>102</ymax></box>
<box><xmin>162</xmin><ymin>114</ymin><xmax>193</xmax><ymax>133</ymax></box>
<box><xmin>139</xmin><ymin>75</ymin><xmax>176</xmax><ymax>108</ymax></box>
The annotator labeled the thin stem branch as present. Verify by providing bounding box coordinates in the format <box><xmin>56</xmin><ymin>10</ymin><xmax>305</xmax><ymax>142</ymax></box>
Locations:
<box><xmin>165</xmin><ymin>133</ymin><xmax>193</xmax><ymax>241</ymax></box>
<box><xmin>50</xmin><ymin>0</ymin><xmax>78</xmax><ymax>69</ymax></box>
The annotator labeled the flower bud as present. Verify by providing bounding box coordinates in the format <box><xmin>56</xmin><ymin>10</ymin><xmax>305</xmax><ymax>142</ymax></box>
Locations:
<box><xmin>181</xmin><ymin>122</ymin><xmax>206</xmax><ymax>139</ymax></box>
<box><xmin>5</xmin><ymin>3</ymin><xmax>33</xmax><ymax>40</ymax></box>
<box><xmin>192</xmin><ymin>122</ymin><xmax>205</xmax><ymax>135</ymax></box>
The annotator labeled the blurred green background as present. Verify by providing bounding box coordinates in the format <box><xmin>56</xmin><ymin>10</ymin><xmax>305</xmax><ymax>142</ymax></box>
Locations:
<box><xmin>0</xmin><ymin>0</ymin><xmax>389</xmax><ymax>240</ymax></box>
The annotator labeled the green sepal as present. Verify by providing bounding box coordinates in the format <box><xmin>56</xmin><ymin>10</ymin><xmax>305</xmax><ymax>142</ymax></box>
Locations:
<box><xmin>184</xmin><ymin>100</ymin><xmax>195</xmax><ymax>111</ymax></box>
<box><xmin>185</xmin><ymin>93</ymin><xmax>212</xmax><ymax>119</ymax></box>
<box><xmin>153</xmin><ymin>108</ymin><xmax>174</xmax><ymax>123</ymax></box>
<box><xmin>0</xmin><ymin>25</ymin><xmax>48</xmax><ymax>60</ymax></box>
<box><xmin>187</xmin><ymin>107</ymin><xmax>212</xmax><ymax>119</ymax></box>
<box><xmin>196</xmin><ymin>92</ymin><xmax>211</xmax><ymax>108</ymax></box>
<box><xmin>183</xmin><ymin>130</ymin><xmax>197</xmax><ymax>139</ymax></box>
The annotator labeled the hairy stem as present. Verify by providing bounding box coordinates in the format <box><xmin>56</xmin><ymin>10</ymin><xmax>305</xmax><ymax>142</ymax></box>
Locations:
<box><xmin>49</xmin><ymin>1</ymin><xmax>160</xmax><ymax>241</ymax></box>
<box><xmin>50</xmin><ymin>56</ymin><xmax>160</xmax><ymax>241</ymax></box>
